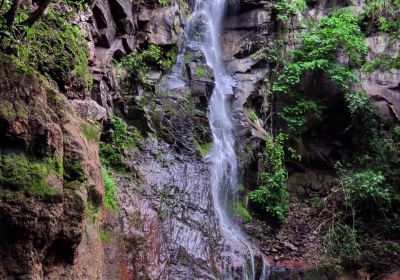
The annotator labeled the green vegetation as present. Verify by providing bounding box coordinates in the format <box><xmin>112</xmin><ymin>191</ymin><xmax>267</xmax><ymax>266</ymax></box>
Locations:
<box><xmin>99</xmin><ymin>116</ymin><xmax>142</xmax><ymax>170</ymax></box>
<box><xmin>277</xmin><ymin>98</ymin><xmax>324</xmax><ymax>137</ymax></box>
<box><xmin>194</xmin><ymin>140</ymin><xmax>212</xmax><ymax>157</ymax></box>
<box><xmin>0</xmin><ymin>4</ymin><xmax>91</xmax><ymax>90</ymax></box>
<box><xmin>249</xmin><ymin>133</ymin><xmax>289</xmax><ymax>222</ymax></box>
<box><xmin>100</xmin><ymin>229</ymin><xmax>111</xmax><ymax>242</ymax></box>
<box><xmin>80</xmin><ymin>123</ymin><xmax>101</xmax><ymax>143</ymax></box>
<box><xmin>321</xmin><ymin>93</ymin><xmax>400</xmax><ymax>264</ymax></box>
<box><xmin>364</xmin><ymin>0</ymin><xmax>400</xmax><ymax>34</ymax></box>
<box><xmin>118</xmin><ymin>44</ymin><xmax>177</xmax><ymax>87</ymax></box>
<box><xmin>159</xmin><ymin>0</ymin><xmax>172</xmax><ymax>6</ymax></box>
<box><xmin>232</xmin><ymin>201</ymin><xmax>252</xmax><ymax>223</ymax></box>
<box><xmin>195</xmin><ymin>66</ymin><xmax>206</xmax><ymax>77</ymax></box>
<box><xmin>247</xmin><ymin>108</ymin><xmax>259</xmax><ymax>123</ymax></box>
<box><xmin>324</xmin><ymin>221</ymin><xmax>361</xmax><ymax>264</ymax></box>
<box><xmin>98</xmin><ymin>116</ymin><xmax>141</xmax><ymax>212</ymax></box>
<box><xmin>0</xmin><ymin>151</ymin><xmax>61</xmax><ymax>196</ymax></box>
<box><xmin>86</xmin><ymin>200</ymin><xmax>100</xmax><ymax>223</ymax></box>
<box><xmin>275</xmin><ymin>0</ymin><xmax>307</xmax><ymax>21</ymax></box>
<box><xmin>102</xmin><ymin>166</ymin><xmax>118</xmax><ymax>210</ymax></box>
<box><xmin>272</xmin><ymin>8</ymin><xmax>368</xmax><ymax>136</ymax></box>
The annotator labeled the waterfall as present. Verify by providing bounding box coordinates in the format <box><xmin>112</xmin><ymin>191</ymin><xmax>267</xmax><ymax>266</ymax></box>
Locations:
<box><xmin>167</xmin><ymin>0</ymin><xmax>269</xmax><ymax>278</ymax></box>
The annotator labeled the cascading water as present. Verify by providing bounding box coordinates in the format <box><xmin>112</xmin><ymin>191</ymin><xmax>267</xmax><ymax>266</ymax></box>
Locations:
<box><xmin>165</xmin><ymin>0</ymin><xmax>269</xmax><ymax>279</ymax></box>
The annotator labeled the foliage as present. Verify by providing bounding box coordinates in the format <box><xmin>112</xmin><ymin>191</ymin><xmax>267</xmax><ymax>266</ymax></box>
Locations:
<box><xmin>118</xmin><ymin>44</ymin><xmax>176</xmax><ymax>87</ymax></box>
<box><xmin>273</xmin><ymin>8</ymin><xmax>367</xmax><ymax>95</ymax></box>
<box><xmin>275</xmin><ymin>0</ymin><xmax>307</xmax><ymax>21</ymax></box>
<box><xmin>392</xmin><ymin>124</ymin><xmax>400</xmax><ymax>144</ymax></box>
<box><xmin>249</xmin><ymin>133</ymin><xmax>289</xmax><ymax>222</ymax></box>
<box><xmin>247</xmin><ymin>108</ymin><xmax>259</xmax><ymax>123</ymax></box>
<box><xmin>159</xmin><ymin>0</ymin><xmax>172</xmax><ymax>6</ymax></box>
<box><xmin>0</xmin><ymin>6</ymin><xmax>91</xmax><ymax>90</ymax></box>
<box><xmin>102</xmin><ymin>166</ymin><xmax>118</xmax><ymax>210</ymax></box>
<box><xmin>194</xmin><ymin>140</ymin><xmax>212</xmax><ymax>157</ymax></box>
<box><xmin>0</xmin><ymin>151</ymin><xmax>61</xmax><ymax>196</ymax></box>
<box><xmin>363</xmin><ymin>0</ymin><xmax>400</xmax><ymax>34</ymax></box>
<box><xmin>99</xmin><ymin>116</ymin><xmax>142</xmax><ymax>170</ymax></box>
<box><xmin>277</xmin><ymin>98</ymin><xmax>324</xmax><ymax>137</ymax></box>
<box><xmin>362</xmin><ymin>53</ymin><xmax>400</xmax><ymax>72</ymax></box>
<box><xmin>323</xmin><ymin>95</ymin><xmax>400</xmax><ymax>264</ymax></box>
<box><xmin>232</xmin><ymin>201</ymin><xmax>252</xmax><ymax>223</ymax></box>
<box><xmin>272</xmin><ymin>8</ymin><xmax>368</xmax><ymax>138</ymax></box>
<box><xmin>341</xmin><ymin>169</ymin><xmax>391</xmax><ymax>208</ymax></box>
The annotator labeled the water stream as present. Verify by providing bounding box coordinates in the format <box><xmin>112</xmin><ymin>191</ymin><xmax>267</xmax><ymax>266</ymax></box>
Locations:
<box><xmin>166</xmin><ymin>0</ymin><xmax>269</xmax><ymax>278</ymax></box>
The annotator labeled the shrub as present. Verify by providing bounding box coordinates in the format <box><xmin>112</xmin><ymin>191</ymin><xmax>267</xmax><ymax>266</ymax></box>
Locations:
<box><xmin>86</xmin><ymin>200</ymin><xmax>100</xmax><ymax>223</ymax></box>
<box><xmin>249</xmin><ymin>133</ymin><xmax>289</xmax><ymax>222</ymax></box>
<box><xmin>323</xmin><ymin>222</ymin><xmax>361</xmax><ymax>264</ymax></box>
<box><xmin>194</xmin><ymin>140</ymin><xmax>212</xmax><ymax>157</ymax></box>
<box><xmin>392</xmin><ymin>124</ymin><xmax>400</xmax><ymax>144</ymax></box>
<box><xmin>277</xmin><ymin>98</ymin><xmax>324</xmax><ymax>137</ymax></box>
<box><xmin>272</xmin><ymin>8</ymin><xmax>368</xmax><ymax>139</ymax></box>
<box><xmin>341</xmin><ymin>170</ymin><xmax>391</xmax><ymax>208</ymax></box>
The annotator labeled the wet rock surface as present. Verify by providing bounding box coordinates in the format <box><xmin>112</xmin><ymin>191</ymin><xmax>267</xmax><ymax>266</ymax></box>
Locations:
<box><xmin>103</xmin><ymin>139</ymin><xmax>220</xmax><ymax>279</ymax></box>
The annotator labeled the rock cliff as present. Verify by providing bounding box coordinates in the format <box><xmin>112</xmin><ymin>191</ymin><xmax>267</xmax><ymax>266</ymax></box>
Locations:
<box><xmin>0</xmin><ymin>0</ymin><xmax>399</xmax><ymax>279</ymax></box>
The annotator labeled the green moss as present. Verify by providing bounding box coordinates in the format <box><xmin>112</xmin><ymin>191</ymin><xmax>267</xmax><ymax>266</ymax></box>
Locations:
<box><xmin>184</xmin><ymin>52</ymin><xmax>193</xmax><ymax>64</ymax></box>
<box><xmin>247</xmin><ymin>108</ymin><xmax>258</xmax><ymax>123</ymax></box>
<box><xmin>0</xmin><ymin>151</ymin><xmax>59</xmax><ymax>196</ymax></box>
<box><xmin>195</xmin><ymin>66</ymin><xmax>206</xmax><ymax>77</ymax></box>
<box><xmin>0</xmin><ymin>101</ymin><xmax>28</xmax><ymax>121</ymax></box>
<box><xmin>0</xmin><ymin>101</ymin><xmax>16</xmax><ymax>120</ymax></box>
<box><xmin>86</xmin><ymin>200</ymin><xmax>100</xmax><ymax>223</ymax></box>
<box><xmin>194</xmin><ymin>140</ymin><xmax>212</xmax><ymax>157</ymax></box>
<box><xmin>80</xmin><ymin>123</ymin><xmax>101</xmax><ymax>143</ymax></box>
<box><xmin>100</xmin><ymin>229</ymin><xmax>111</xmax><ymax>242</ymax></box>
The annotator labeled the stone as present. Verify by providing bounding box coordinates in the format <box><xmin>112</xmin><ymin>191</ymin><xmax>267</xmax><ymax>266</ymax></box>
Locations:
<box><xmin>71</xmin><ymin>99</ymin><xmax>107</xmax><ymax>122</ymax></box>
<box><xmin>138</xmin><ymin>6</ymin><xmax>183</xmax><ymax>45</ymax></box>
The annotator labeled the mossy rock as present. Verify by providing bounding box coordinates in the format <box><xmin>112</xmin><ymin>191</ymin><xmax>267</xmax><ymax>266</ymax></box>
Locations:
<box><xmin>0</xmin><ymin>150</ymin><xmax>60</xmax><ymax>197</ymax></box>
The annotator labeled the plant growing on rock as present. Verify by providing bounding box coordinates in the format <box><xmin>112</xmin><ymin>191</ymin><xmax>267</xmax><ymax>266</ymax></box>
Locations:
<box><xmin>100</xmin><ymin>116</ymin><xmax>142</xmax><ymax>171</ymax></box>
<box><xmin>272</xmin><ymin>8</ymin><xmax>368</xmax><ymax>137</ymax></box>
<box><xmin>0</xmin><ymin>3</ymin><xmax>92</xmax><ymax>91</ymax></box>
<box><xmin>118</xmin><ymin>44</ymin><xmax>177</xmax><ymax>87</ymax></box>
<box><xmin>275</xmin><ymin>0</ymin><xmax>307</xmax><ymax>21</ymax></box>
<box><xmin>249</xmin><ymin>133</ymin><xmax>289</xmax><ymax>223</ymax></box>
<box><xmin>0</xmin><ymin>151</ymin><xmax>61</xmax><ymax>197</ymax></box>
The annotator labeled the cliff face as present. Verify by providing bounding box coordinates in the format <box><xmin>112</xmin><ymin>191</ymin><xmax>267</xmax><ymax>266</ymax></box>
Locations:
<box><xmin>0</xmin><ymin>54</ymin><xmax>104</xmax><ymax>279</ymax></box>
<box><xmin>0</xmin><ymin>0</ymin><xmax>399</xmax><ymax>279</ymax></box>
